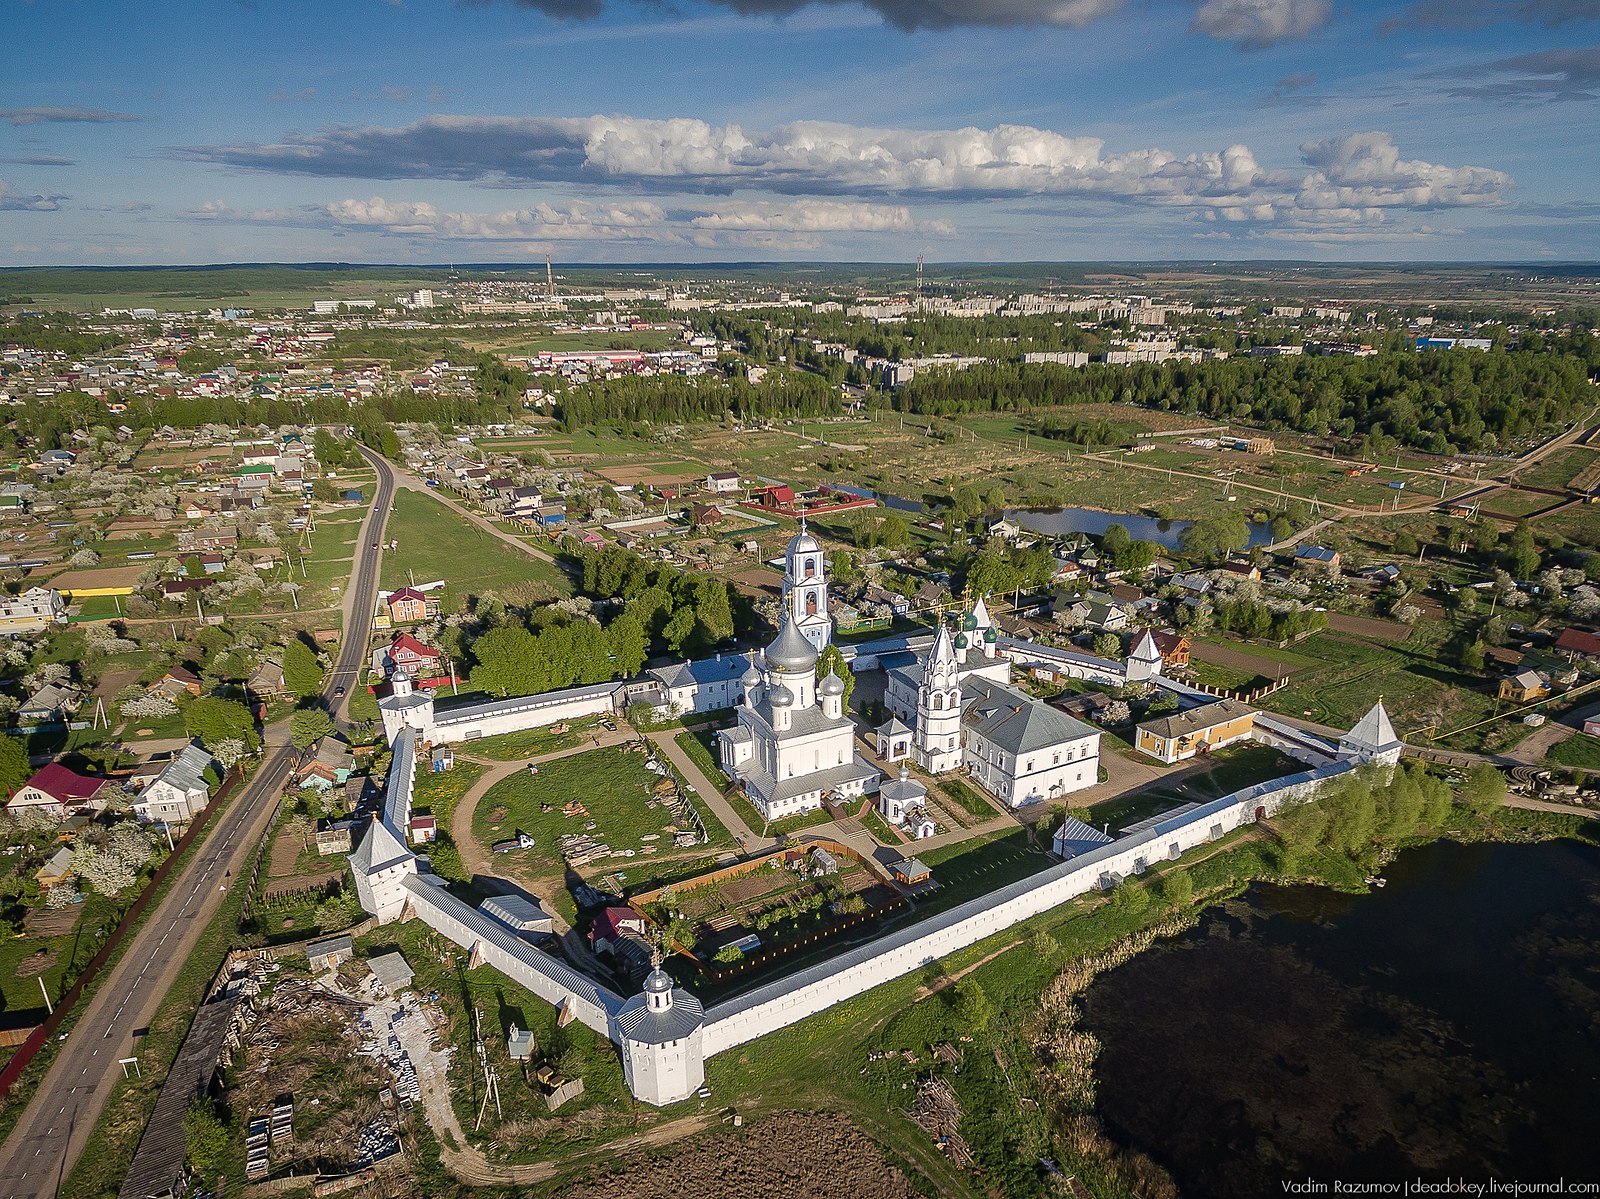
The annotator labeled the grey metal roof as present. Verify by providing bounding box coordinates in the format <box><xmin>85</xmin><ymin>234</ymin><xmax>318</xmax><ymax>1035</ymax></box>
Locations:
<box><xmin>735</xmin><ymin>756</ymin><xmax>880</xmax><ymax>804</ymax></box>
<box><xmin>1137</xmin><ymin>697</ymin><xmax>1255</xmax><ymax>741</ymax></box>
<box><xmin>306</xmin><ymin>934</ymin><xmax>353</xmax><ymax>958</ymax></box>
<box><xmin>480</xmin><ymin>893</ymin><xmax>552</xmax><ymax>930</ymax></box>
<box><xmin>433</xmin><ymin>680</ymin><xmax>621</xmax><ymax>728</ymax></box>
<box><xmin>402</xmin><ymin>875</ymin><xmax>623</xmax><ymax>1015</ymax></box>
<box><xmin>617</xmin><ymin>989</ymin><xmax>706</xmax><ymax>1044</ymax></box>
<box><xmin>1055</xmin><ymin>816</ymin><xmax>1113</xmax><ymax>856</ymax></box>
<box><xmin>367</xmin><ymin>951</ymin><xmax>414</xmax><ymax>991</ymax></box>
<box><xmin>649</xmin><ymin>654</ymin><xmax>750</xmax><ymax>689</ymax></box>
<box><xmin>962</xmin><ymin>677</ymin><xmax>1098</xmax><ymax>755</ymax></box>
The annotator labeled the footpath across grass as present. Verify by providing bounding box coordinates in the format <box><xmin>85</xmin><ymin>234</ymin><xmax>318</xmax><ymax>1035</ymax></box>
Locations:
<box><xmin>381</xmin><ymin>488</ymin><xmax>570</xmax><ymax>612</ymax></box>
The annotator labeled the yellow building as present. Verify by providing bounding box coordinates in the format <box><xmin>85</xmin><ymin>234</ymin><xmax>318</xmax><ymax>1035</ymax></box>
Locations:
<box><xmin>1136</xmin><ymin>697</ymin><xmax>1257</xmax><ymax>764</ymax></box>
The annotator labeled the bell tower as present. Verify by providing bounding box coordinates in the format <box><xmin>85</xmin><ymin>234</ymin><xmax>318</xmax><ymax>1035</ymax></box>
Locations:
<box><xmin>782</xmin><ymin>518</ymin><xmax>831</xmax><ymax>654</ymax></box>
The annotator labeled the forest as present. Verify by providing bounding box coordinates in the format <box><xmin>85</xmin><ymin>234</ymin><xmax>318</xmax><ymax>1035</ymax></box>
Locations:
<box><xmin>895</xmin><ymin>350</ymin><xmax>1596</xmax><ymax>454</ymax></box>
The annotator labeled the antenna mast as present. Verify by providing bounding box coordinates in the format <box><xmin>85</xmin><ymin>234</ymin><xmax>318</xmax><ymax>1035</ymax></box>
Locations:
<box><xmin>546</xmin><ymin>254</ymin><xmax>556</xmax><ymax>301</ymax></box>
<box><xmin>915</xmin><ymin>253</ymin><xmax>923</xmax><ymax>300</ymax></box>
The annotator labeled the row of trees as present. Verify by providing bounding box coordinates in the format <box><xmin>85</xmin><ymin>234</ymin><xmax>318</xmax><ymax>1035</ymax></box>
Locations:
<box><xmin>554</xmin><ymin>371</ymin><xmax>842</xmax><ymax>431</ymax></box>
<box><xmin>894</xmin><ymin>351</ymin><xmax>1596</xmax><ymax>455</ymax></box>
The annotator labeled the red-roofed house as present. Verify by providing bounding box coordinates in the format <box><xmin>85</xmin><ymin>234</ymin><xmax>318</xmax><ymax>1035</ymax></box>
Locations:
<box><xmin>1555</xmin><ymin>628</ymin><xmax>1600</xmax><ymax>661</ymax></box>
<box><xmin>1149</xmin><ymin>630</ymin><xmax>1192</xmax><ymax>668</ymax></box>
<box><xmin>588</xmin><ymin>905</ymin><xmax>648</xmax><ymax>954</ymax></box>
<box><xmin>385</xmin><ymin>587</ymin><xmax>429</xmax><ymax>624</ymax></box>
<box><xmin>9</xmin><ymin>763</ymin><xmax>110</xmax><ymax>820</ymax></box>
<box><xmin>371</xmin><ymin>631</ymin><xmax>443</xmax><ymax>677</ymax></box>
<box><xmin>748</xmin><ymin>484</ymin><xmax>797</xmax><ymax>510</ymax></box>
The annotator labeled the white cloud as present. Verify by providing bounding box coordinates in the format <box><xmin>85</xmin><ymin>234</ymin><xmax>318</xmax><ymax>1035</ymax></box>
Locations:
<box><xmin>1190</xmin><ymin>0</ymin><xmax>1331</xmax><ymax>47</ymax></box>
<box><xmin>182</xmin><ymin>115</ymin><xmax>1512</xmax><ymax>227</ymax></box>
<box><xmin>184</xmin><ymin>194</ymin><xmax>950</xmax><ymax>251</ymax></box>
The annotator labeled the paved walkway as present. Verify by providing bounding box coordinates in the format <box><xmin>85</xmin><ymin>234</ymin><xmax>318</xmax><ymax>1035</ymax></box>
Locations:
<box><xmin>646</xmin><ymin>728</ymin><xmax>762</xmax><ymax>847</ymax></box>
<box><xmin>1506</xmin><ymin>795</ymin><xmax>1600</xmax><ymax>819</ymax></box>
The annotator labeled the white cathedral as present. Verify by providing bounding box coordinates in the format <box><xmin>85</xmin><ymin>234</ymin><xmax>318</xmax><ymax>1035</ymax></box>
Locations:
<box><xmin>718</xmin><ymin>525</ymin><xmax>1103</xmax><ymax>822</ymax></box>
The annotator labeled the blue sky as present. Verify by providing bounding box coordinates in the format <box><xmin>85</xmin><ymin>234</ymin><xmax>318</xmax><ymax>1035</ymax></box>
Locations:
<box><xmin>1</xmin><ymin>0</ymin><xmax>1596</xmax><ymax>264</ymax></box>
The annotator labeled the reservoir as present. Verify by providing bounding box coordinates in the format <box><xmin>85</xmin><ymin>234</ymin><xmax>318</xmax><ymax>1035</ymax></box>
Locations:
<box><xmin>1083</xmin><ymin>838</ymin><xmax>1600</xmax><ymax>1196</ymax></box>
<box><xmin>1006</xmin><ymin>506</ymin><xmax>1275</xmax><ymax>550</ymax></box>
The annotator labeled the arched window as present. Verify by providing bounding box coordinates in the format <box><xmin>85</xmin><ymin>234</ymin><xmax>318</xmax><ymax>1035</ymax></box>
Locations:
<box><xmin>806</xmin><ymin>591</ymin><xmax>818</xmax><ymax>616</ymax></box>
<box><xmin>932</xmin><ymin>693</ymin><xmax>943</xmax><ymax>710</ymax></box>
<box><xmin>804</xmin><ymin>557</ymin><xmax>816</xmax><ymax>579</ymax></box>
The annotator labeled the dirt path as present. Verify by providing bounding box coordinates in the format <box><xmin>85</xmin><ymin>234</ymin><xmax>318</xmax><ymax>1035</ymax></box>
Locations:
<box><xmin>448</xmin><ymin>728</ymin><xmax>636</xmax><ymax>920</ymax></box>
<box><xmin>440</xmin><ymin>1112</ymin><xmax>723</xmax><ymax>1187</ymax></box>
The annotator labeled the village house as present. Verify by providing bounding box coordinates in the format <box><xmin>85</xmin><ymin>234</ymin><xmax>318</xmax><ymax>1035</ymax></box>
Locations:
<box><xmin>1148</xmin><ymin>630</ymin><xmax>1192</xmax><ymax>669</ymax></box>
<box><xmin>34</xmin><ymin>845</ymin><xmax>76</xmax><ymax>889</ymax></box>
<box><xmin>7</xmin><ymin>763</ymin><xmax>110</xmax><ymax>820</ymax></box>
<box><xmin>0</xmin><ymin>586</ymin><xmax>66</xmax><ymax>636</ymax></box>
<box><xmin>296</xmin><ymin>736</ymin><xmax>355</xmax><ymax>791</ymax></box>
<box><xmin>371</xmin><ymin>631</ymin><xmax>444</xmax><ymax>678</ymax></box>
<box><xmin>1294</xmin><ymin>545</ymin><xmax>1342</xmax><ymax>574</ymax></box>
<box><xmin>146</xmin><ymin>665</ymin><xmax>203</xmax><ymax>702</ymax></box>
<box><xmin>132</xmin><ymin>742</ymin><xmax>216</xmax><ymax>825</ymax></box>
<box><xmin>385</xmin><ymin>587</ymin><xmax>430</xmax><ymax>624</ymax></box>
<box><xmin>706</xmin><ymin>471</ymin><xmax>741</xmax><ymax>494</ymax></box>
<box><xmin>247</xmin><ymin>658</ymin><xmax>287</xmax><ymax>701</ymax></box>
<box><xmin>19</xmin><ymin>681</ymin><xmax>80</xmax><ymax>724</ymax></box>
<box><xmin>1498</xmin><ymin>669</ymin><xmax>1551</xmax><ymax>703</ymax></box>
<box><xmin>1554</xmin><ymin>628</ymin><xmax>1600</xmax><ymax>663</ymax></box>
<box><xmin>1135</xmin><ymin>697</ymin><xmax>1257</xmax><ymax>764</ymax></box>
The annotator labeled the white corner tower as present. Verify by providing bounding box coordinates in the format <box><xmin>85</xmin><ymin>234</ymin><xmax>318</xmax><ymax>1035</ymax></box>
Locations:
<box><xmin>615</xmin><ymin>953</ymin><xmax>706</xmax><ymax>1106</ymax></box>
<box><xmin>782</xmin><ymin>519</ymin><xmax>831</xmax><ymax>655</ymax></box>
<box><xmin>379</xmin><ymin>665</ymin><xmax>435</xmax><ymax>745</ymax></box>
<box><xmin>1339</xmin><ymin>699</ymin><xmax>1404</xmax><ymax>768</ymax></box>
<box><xmin>1126</xmin><ymin>631</ymin><xmax>1165</xmax><ymax>682</ymax></box>
<box><xmin>915</xmin><ymin>624</ymin><xmax>964</xmax><ymax>774</ymax></box>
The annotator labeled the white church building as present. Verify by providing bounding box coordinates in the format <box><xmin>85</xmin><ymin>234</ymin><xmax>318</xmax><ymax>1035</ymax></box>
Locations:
<box><xmin>881</xmin><ymin>597</ymin><xmax>1103</xmax><ymax>808</ymax></box>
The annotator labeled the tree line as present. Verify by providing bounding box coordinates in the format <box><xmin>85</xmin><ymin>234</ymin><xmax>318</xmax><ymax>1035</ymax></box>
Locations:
<box><xmin>894</xmin><ymin>350</ymin><xmax>1596</xmax><ymax>454</ymax></box>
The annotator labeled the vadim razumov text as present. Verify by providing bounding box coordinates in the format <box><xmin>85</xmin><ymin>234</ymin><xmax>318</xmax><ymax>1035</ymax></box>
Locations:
<box><xmin>1283</xmin><ymin>1180</ymin><xmax>1600</xmax><ymax>1196</ymax></box>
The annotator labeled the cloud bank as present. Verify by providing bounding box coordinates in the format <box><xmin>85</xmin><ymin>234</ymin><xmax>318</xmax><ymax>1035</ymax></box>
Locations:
<box><xmin>180</xmin><ymin>114</ymin><xmax>1513</xmax><ymax>228</ymax></box>
<box><xmin>0</xmin><ymin>106</ymin><xmax>143</xmax><ymax>126</ymax></box>
<box><xmin>1190</xmin><ymin>0</ymin><xmax>1332</xmax><ymax>49</ymax></box>
<box><xmin>0</xmin><ymin>179</ymin><xmax>67</xmax><ymax>211</ymax></box>
<box><xmin>495</xmin><ymin>0</ymin><xmax>1129</xmax><ymax>33</ymax></box>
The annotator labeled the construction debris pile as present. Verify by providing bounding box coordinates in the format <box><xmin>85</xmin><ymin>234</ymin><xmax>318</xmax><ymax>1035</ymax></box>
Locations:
<box><xmin>358</xmin><ymin>1006</ymin><xmax>424</xmax><ymax>1106</ymax></box>
<box><xmin>907</xmin><ymin>1077</ymin><xmax>974</xmax><ymax>1168</ymax></box>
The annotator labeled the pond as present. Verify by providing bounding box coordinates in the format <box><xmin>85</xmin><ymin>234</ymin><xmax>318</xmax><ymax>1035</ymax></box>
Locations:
<box><xmin>824</xmin><ymin>482</ymin><xmax>925</xmax><ymax>514</ymax></box>
<box><xmin>1083</xmin><ymin>838</ymin><xmax>1600</xmax><ymax>1196</ymax></box>
<box><xmin>1005</xmin><ymin>506</ymin><xmax>1275</xmax><ymax>549</ymax></box>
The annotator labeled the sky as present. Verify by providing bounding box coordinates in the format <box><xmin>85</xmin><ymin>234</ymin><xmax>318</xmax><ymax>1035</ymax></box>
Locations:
<box><xmin>1</xmin><ymin>0</ymin><xmax>1597</xmax><ymax>265</ymax></box>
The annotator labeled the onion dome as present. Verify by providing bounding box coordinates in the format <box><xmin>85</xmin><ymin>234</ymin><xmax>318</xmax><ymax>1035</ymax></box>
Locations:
<box><xmin>770</xmin><ymin>683</ymin><xmax>795</xmax><ymax>708</ymax></box>
<box><xmin>766</xmin><ymin>617</ymin><xmax>819</xmax><ymax>673</ymax></box>
<box><xmin>961</xmin><ymin>609</ymin><xmax>979</xmax><ymax>631</ymax></box>
<box><xmin>954</xmin><ymin>632</ymin><xmax>969</xmax><ymax>649</ymax></box>
<box><xmin>819</xmin><ymin>670</ymin><xmax>846</xmax><ymax>697</ymax></box>
<box><xmin>984</xmin><ymin>626</ymin><xmax>998</xmax><ymax>643</ymax></box>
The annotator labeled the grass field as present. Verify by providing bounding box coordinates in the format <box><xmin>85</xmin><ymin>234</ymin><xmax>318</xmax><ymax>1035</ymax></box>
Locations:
<box><xmin>455</xmin><ymin>717</ymin><xmax>606</xmax><ymax>761</ymax></box>
<box><xmin>1085</xmin><ymin>744</ymin><xmax>1299</xmax><ymax>832</ymax></box>
<box><xmin>675</xmin><ymin>727</ymin><xmax>731</xmax><ymax>789</ymax></box>
<box><xmin>1513</xmin><ymin>445</ymin><xmax>1600</xmax><ymax>491</ymax></box>
<box><xmin>472</xmin><ymin>745</ymin><xmax>730</xmax><ymax>873</ymax></box>
<box><xmin>1257</xmin><ymin>624</ymin><xmax>1498</xmax><ymax>743</ymax></box>
<box><xmin>380</xmin><ymin>488</ymin><xmax>570</xmax><ymax>612</ymax></box>
<box><xmin>1547</xmin><ymin>733</ymin><xmax>1600</xmax><ymax>770</ymax></box>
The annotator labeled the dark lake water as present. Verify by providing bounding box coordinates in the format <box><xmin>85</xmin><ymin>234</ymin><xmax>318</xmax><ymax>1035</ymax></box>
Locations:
<box><xmin>1083</xmin><ymin>839</ymin><xmax>1600</xmax><ymax>1197</ymax></box>
<box><xmin>1006</xmin><ymin>506</ymin><xmax>1275</xmax><ymax>550</ymax></box>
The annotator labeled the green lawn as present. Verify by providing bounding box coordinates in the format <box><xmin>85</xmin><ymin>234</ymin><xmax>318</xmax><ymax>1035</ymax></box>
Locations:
<box><xmin>471</xmin><ymin>746</ymin><xmax>729</xmax><ymax>873</ymax></box>
<box><xmin>0</xmin><ymin>894</ymin><xmax>120</xmax><ymax>1022</ymax></box>
<box><xmin>1087</xmin><ymin>744</ymin><xmax>1299</xmax><ymax>833</ymax></box>
<box><xmin>675</xmin><ymin>727</ymin><xmax>730</xmax><ymax>789</ymax></box>
<box><xmin>380</xmin><ymin>488</ymin><xmax>570</xmax><ymax>612</ymax></box>
<box><xmin>1547</xmin><ymin>733</ymin><xmax>1600</xmax><ymax>770</ymax></box>
<box><xmin>457</xmin><ymin>717</ymin><xmax>605</xmax><ymax>761</ymax></box>
<box><xmin>411</xmin><ymin>758</ymin><xmax>487</xmax><ymax>829</ymax></box>
<box><xmin>934</xmin><ymin>776</ymin><xmax>999</xmax><ymax>819</ymax></box>
<box><xmin>1514</xmin><ymin>445</ymin><xmax>1599</xmax><ymax>491</ymax></box>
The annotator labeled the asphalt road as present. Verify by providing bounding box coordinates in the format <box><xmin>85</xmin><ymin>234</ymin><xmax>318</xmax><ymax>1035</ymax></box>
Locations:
<box><xmin>0</xmin><ymin>447</ymin><xmax>395</xmax><ymax>1199</ymax></box>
